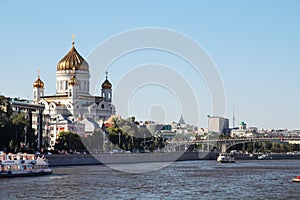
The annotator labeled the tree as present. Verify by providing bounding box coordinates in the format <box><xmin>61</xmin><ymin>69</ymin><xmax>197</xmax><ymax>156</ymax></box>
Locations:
<box><xmin>55</xmin><ymin>131</ymin><xmax>85</xmax><ymax>153</ymax></box>
<box><xmin>0</xmin><ymin>96</ymin><xmax>13</xmax><ymax>150</ymax></box>
<box><xmin>10</xmin><ymin>112</ymin><xmax>31</xmax><ymax>151</ymax></box>
<box><xmin>81</xmin><ymin>129</ymin><xmax>105</xmax><ymax>153</ymax></box>
<box><xmin>106</xmin><ymin>117</ymin><xmax>165</xmax><ymax>152</ymax></box>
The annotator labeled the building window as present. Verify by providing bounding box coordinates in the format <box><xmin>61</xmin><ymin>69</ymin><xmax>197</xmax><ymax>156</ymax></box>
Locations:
<box><xmin>69</xmin><ymin>89</ymin><xmax>72</xmax><ymax>97</ymax></box>
<box><xmin>101</xmin><ymin>104</ymin><xmax>104</xmax><ymax>109</ymax></box>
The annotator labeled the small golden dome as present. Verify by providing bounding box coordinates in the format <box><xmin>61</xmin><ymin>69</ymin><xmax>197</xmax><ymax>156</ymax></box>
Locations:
<box><xmin>68</xmin><ymin>75</ymin><xmax>79</xmax><ymax>86</ymax></box>
<box><xmin>102</xmin><ymin>79</ymin><xmax>112</xmax><ymax>89</ymax></box>
<box><xmin>33</xmin><ymin>76</ymin><xmax>44</xmax><ymax>88</ymax></box>
<box><xmin>57</xmin><ymin>42</ymin><xmax>89</xmax><ymax>71</ymax></box>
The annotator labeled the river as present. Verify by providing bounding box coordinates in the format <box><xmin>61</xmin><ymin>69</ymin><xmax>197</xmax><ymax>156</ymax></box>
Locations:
<box><xmin>1</xmin><ymin>160</ymin><xmax>300</xmax><ymax>199</ymax></box>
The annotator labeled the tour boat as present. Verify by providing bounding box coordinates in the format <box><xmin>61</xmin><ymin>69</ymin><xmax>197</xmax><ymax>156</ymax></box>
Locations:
<box><xmin>292</xmin><ymin>176</ymin><xmax>300</xmax><ymax>182</ymax></box>
<box><xmin>217</xmin><ymin>153</ymin><xmax>235</xmax><ymax>163</ymax></box>
<box><xmin>0</xmin><ymin>152</ymin><xmax>52</xmax><ymax>178</ymax></box>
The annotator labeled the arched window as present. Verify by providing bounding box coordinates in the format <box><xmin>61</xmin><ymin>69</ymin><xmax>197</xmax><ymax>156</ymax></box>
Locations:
<box><xmin>69</xmin><ymin>89</ymin><xmax>72</xmax><ymax>97</ymax></box>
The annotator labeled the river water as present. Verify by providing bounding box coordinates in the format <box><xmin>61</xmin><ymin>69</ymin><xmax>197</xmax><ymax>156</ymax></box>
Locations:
<box><xmin>1</xmin><ymin>160</ymin><xmax>300</xmax><ymax>200</ymax></box>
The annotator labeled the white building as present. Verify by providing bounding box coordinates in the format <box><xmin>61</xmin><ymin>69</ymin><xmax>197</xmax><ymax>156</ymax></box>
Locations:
<box><xmin>32</xmin><ymin>38</ymin><xmax>116</xmax><ymax>149</ymax></box>
<box><xmin>230</xmin><ymin>121</ymin><xmax>257</xmax><ymax>138</ymax></box>
<box><xmin>208</xmin><ymin>116</ymin><xmax>229</xmax><ymax>134</ymax></box>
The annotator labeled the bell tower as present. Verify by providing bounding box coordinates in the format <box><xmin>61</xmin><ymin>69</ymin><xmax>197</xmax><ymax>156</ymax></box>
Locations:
<box><xmin>33</xmin><ymin>70</ymin><xmax>44</xmax><ymax>103</ymax></box>
<box><xmin>101</xmin><ymin>71</ymin><xmax>112</xmax><ymax>102</ymax></box>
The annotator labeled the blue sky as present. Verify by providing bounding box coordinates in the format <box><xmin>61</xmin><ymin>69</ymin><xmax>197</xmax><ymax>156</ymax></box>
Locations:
<box><xmin>0</xmin><ymin>1</ymin><xmax>299</xmax><ymax>129</ymax></box>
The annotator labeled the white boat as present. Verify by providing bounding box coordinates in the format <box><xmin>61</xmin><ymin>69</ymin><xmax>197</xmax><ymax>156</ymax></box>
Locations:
<box><xmin>292</xmin><ymin>176</ymin><xmax>300</xmax><ymax>182</ymax></box>
<box><xmin>0</xmin><ymin>153</ymin><xmax>52</xmax><ymax>178</ymax></box>
<box><xmin>257</xmin><ymin>154</ymin><xmax>272</xmax><ymax>160</ymax></box>
<box><xmin>217</xmin><ymin>153</ymin><xmax>235</xmax><ymax>163</ymax></box>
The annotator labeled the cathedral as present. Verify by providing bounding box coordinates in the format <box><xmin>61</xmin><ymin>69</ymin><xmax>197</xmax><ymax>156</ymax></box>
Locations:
<box><xmin>32</xmin><ymin>38</ymin><xmax>116</xmax><ymax>149</ymax></box>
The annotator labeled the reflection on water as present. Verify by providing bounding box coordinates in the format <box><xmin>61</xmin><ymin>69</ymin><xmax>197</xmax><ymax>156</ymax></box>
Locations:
<box><xmin>1</xmin><ymin>160</ymin><xmax>300</xmax><ymax>199</ymax></box>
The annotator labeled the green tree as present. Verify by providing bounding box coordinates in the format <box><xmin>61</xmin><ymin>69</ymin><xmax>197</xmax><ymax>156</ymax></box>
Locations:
<box><xmin>55</xmin><ymin>131</ymin><xmax>85</xmax><ymax>153</ymax></box>
<box><xmin>106</xmin><ymin>117</ymin><xmax>165</xmax><ymax>152</ymax></box>
<box><xmin>10</xmin><ymin>112</ymin><xmax>35</xmax><ymax>152</ymax></box>
<box><xmin>0</xmin><ymin>96</ymin><xmax>13</xmax><ymax>150</ymax></box>
<box><xmin>81</xmin><ymin>129</ymin><xmax>104</xmax><ymax>153</ymax></box>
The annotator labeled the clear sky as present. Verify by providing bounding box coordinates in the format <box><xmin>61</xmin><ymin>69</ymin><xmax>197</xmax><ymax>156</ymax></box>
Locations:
<box><xmin>0</xmin><ymin>1</ymin><xmax>299</xmax><ymax>130</ymax></box>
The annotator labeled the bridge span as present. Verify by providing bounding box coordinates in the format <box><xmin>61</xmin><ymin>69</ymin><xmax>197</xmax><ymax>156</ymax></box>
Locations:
<box><xmin>166</xmin><ymin>137</ymin><xmax>300</xmax><ymax>152</ymax></box>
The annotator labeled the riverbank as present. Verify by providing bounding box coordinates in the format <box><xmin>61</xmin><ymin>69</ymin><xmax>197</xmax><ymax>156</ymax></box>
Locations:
<box><xmin>234</xmin><ymin>152</ymin><xmax>300</xmax><ymax>160</ymax></box>
<box><xmin>46</xmin><ymin>151</ymin><xmax>300</xmax><ymax>166</ymax></box>
<box><xmin>46</xmin><ymin>151</ymin><xmax>218</xmax><ymax>166</ymax></box>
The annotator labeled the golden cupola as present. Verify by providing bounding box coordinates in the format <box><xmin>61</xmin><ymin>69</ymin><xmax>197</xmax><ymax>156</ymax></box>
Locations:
<box><xmin>68</xmin><ymin>75</ymin><xmax>79</xmax><ymax>86</ymax></box>
<box><xmin>101</xmin><ymin>79</ymin><xmax>112</xmax><ymax>89</ymax></box>
<box><xmin>57</xmin><ymin>40</ymin><xmax>89</xmax><ymax>71</ymax></box>
<box><xmin>33</xmin><ymin>75</ymin><xmax>44</xmax><ymax>88</ymax></box>
<box><xmin>101</xmin><ymin>72</ymin><xmax>112</xmax><ymax>89</ymax></box>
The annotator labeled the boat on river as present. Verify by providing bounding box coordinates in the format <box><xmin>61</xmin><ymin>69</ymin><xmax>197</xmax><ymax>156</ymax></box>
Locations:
<box><xmin>217</xmin><ymin>153</ymin><xmax>235</xmax><ymax>163</ymax></box>
<box><xmin>0</xmin><ymin>152</ymin><xmax>52</xmax><ymax>178</ymax></box>
<box><xmin>292</xmin><ymin>176</ymin><xmax>300</xmax><ymax>182</ymax></box>
<box><xmin>257</xmin><ymin>154</ymin><xmax>272</xmax><ymax>160</ymax></box>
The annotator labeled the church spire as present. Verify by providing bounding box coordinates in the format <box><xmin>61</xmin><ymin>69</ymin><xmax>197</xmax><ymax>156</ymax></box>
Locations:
<box><xmin>178</xmin><ymin>114</ymin><xmax>185</xmax><ymax>125</ymax></box>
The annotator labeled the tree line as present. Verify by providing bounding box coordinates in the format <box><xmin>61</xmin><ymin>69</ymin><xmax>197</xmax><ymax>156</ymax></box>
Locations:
<box><xmin>0</xmin><ymin>96</ymin><xmax>36</xmax><ymax>152</ymax></box>
<box><xmin>54</xmin><ymin>117</ymin><xmax>166</xmax><ymax>153</ymax></box>
<box><xmin>0</xmin><ymin>94</ymin><xmax>165</xmax><ymax>154</ymax></box>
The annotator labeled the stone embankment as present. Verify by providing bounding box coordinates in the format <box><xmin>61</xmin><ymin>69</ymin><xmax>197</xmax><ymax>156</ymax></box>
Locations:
<box><xmin>46</xmin><ymin>152</ymin><xmax>300</xmax><ymax>166</ymax></box>
<box><xmin>46</xmin><ymin>151</ymin><xmax>218</xmax><ymax>166</ymax></box>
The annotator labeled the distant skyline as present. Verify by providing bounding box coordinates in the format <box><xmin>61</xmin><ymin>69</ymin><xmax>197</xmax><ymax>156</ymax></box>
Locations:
<box><xmin>0</xmin><ymin>1</ymin><xmax>299</xmax><ymax>129</ymax></box>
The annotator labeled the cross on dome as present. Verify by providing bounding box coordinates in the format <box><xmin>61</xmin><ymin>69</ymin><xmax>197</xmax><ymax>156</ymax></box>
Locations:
<box><xmin>72</xmin><ymin>34</ymin><xmax>75</xmax><ymax>46</ymax></box>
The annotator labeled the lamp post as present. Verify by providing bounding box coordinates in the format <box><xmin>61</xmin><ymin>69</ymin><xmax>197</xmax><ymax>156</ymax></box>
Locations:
<box><xmin>118</xmin><ymin>131</ymin><xmax>121</xmax><ymax>149</ymax></box>
<box><xmin>144</xmin><ymin>133</ymin><xmax>146</xmax><ymax>151</ymax></box>
<box><xmin>131</xmin><ymin>133</ymin><xmax>134</xmax><ymax>151</ymax></box>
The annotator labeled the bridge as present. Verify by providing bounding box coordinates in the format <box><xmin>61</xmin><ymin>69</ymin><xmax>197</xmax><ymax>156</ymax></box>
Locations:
<box><xmin>166</xmin><ymin>136</ymin><xmax>300</xmax><ymax>152</ymax></box>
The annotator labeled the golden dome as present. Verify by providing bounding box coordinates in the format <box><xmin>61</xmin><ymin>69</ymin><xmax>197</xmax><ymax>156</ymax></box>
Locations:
<box><xmin>33</xmin><ymin>76</ymin><xmax>44</xmax><ymax>88</ymax></box>
<box><xmin>68</xmin><ymin>75</ymin><xmax>79</xmax><ymax>86</ymax></box>
<box><xmin>102</xmin><ymin>79</ymin><xmax>112</xmax><ymax>89</ymax></box>
<box><xmin>57</xmin><ymin>42</ymin><xmax>89</xmax><ymax>71</ymax></box>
